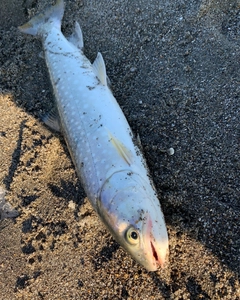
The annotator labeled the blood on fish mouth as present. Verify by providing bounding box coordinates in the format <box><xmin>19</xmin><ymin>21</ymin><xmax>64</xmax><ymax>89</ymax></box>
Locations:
<box><xmin>151</xmin><ymin>241</ymin><xmax>158</xmax><ymax>262</ymax></box>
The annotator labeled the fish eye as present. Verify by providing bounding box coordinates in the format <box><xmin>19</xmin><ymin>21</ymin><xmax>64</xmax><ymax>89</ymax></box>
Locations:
<box><xmin>126</xmin><ymin>227</ymin><xmax>139</xmax><ymax>245</ymax></box>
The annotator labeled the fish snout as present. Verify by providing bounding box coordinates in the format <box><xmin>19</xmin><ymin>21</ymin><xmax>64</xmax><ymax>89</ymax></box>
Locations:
<box><xmin>145</xmin><ymin>213</ymin><xmax>168</xmax><ymax>270</ymax></box>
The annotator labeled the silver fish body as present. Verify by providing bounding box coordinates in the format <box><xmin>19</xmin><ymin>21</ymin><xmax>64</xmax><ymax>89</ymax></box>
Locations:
<box><xmin>19</xmin><ymin>0</ymin><xmax>168</xmax><ymax>271</ymax></box>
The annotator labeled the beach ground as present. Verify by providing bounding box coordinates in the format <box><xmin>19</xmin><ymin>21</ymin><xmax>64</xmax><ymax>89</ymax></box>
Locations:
<box><xmin>0</xmin><ymin>0</ymin><xmax>239</xmax><ymax>299</ymax></box>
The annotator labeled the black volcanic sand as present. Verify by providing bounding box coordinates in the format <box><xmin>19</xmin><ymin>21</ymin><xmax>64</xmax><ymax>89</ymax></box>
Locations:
<box><xmin>0</xmin><ymin>0</ymin><xmax>239</xmax><ymax>299</ymax></box>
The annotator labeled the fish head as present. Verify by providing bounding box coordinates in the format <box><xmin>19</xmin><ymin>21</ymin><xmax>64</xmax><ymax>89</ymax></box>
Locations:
<box><xmin>98</xmin><ymin>171</ymin><xmax>168</xmax><ymax>271</ymax></box>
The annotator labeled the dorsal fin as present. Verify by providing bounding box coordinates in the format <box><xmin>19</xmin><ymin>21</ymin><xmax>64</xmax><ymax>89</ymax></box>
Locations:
<box><xmin>108</xmin><ymin>131</ymin><xmax>133</xmax><ymax>166</ymax></box>
<box><xmin>92</xmin><ymin>52</ymin><xmax>107</xmax><ymax>86</ymax></box>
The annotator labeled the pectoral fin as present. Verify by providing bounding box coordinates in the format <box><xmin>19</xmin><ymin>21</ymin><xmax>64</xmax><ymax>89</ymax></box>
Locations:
<box><xmin>42</xmin><ymin>107</ymin><xmax>61</xmax><ymax>132</ymax></box>
<box><xmin>108</xmin><ymin>131</ymin><xmax>133</xmax><ymax>166</ymax></box>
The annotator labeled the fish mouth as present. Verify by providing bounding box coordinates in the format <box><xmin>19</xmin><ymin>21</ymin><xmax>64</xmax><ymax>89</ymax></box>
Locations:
<box><xmin>144</xmin><ymin>214</ymin><xmax>168</xmax><ymax>271</ymax></box>
<box><xmin>150</xmin><ymin>241</ymin><xmax>159</xmax><ymax>264</ymax></box>
<box><xmin>150</xmin><ymin>240</ymin><xmax>166</xmax><ymax>269</ymax></box>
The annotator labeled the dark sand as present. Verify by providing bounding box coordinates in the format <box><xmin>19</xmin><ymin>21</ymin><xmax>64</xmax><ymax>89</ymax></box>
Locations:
<box><xmin>0</xmin><ymin>0</ymin><xmax>239</xmax><ymax>299</ymax></box>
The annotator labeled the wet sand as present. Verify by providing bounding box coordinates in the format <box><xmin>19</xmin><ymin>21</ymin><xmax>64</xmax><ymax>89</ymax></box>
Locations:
<box><xmin>0</xmin><ymin>0</ymin><xmax>239</xmax><ymax>299</ymax></box>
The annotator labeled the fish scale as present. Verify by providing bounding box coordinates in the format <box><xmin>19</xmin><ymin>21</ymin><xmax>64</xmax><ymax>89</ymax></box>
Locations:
<box><xmin>19</xmin><ymin>0</ymin><xmax>168</xmax><ymax>271</ymax></box>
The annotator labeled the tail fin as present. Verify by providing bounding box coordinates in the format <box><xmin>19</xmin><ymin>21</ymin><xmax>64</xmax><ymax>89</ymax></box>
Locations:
<box><xmin>18</xmin><ymin>0</ymin><xmax>64</xmax><ymax>36</ymax></box>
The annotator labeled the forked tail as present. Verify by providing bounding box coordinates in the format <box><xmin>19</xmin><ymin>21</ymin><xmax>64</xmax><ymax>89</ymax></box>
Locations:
<box><xmin>18</xmin><ymin>0</ymin><xmax>64</xmax><ymax>36</ymax></box>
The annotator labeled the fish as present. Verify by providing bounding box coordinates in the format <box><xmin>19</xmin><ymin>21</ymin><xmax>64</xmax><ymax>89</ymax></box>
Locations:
<box><xmin>18</xmin><ymin>0</ymin><xmax>168</xmax><ymax>271</ymax></box>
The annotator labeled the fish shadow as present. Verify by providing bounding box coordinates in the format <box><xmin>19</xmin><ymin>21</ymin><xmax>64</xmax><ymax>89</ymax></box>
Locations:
<box><xmin>48</xmin><ymin>179</ymin><xmax>85</xmax><ymax>220</ymax></box>
<box><xmin>92</xmin><ymin>239</ymin><xmax>120</xmax><ymax>270</ymax></box>
<box><xmin>48</xmin><ymin>179</ymin><xmax>85</xmax><ymax>205</ymax></box>
<box><xmin>163</xmin><ymin>199</ymin><xmax>240</xmax><ymax>276</ymax></box>
<box><xmin>150</xmin><ymin>272</ymin><xmax>212</xmax><ymax>299</ymax></box>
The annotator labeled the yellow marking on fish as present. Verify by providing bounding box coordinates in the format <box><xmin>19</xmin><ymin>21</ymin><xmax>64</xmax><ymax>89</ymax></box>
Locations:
<box><xmin>108</xmin><ymin>131</ymin><xmax>132</xmax><ymax>166</ymax></box>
